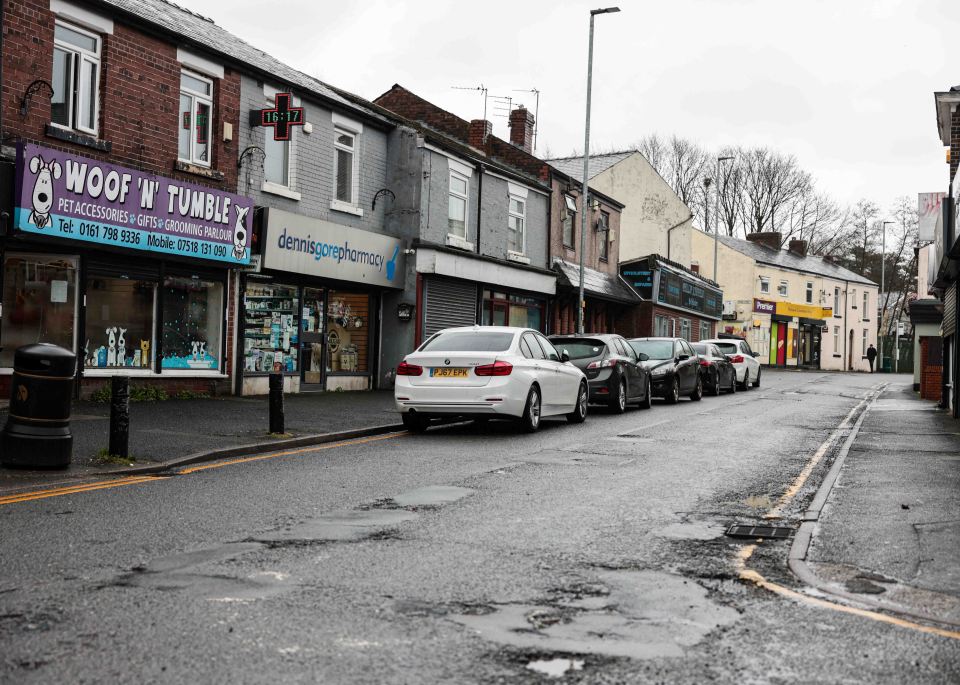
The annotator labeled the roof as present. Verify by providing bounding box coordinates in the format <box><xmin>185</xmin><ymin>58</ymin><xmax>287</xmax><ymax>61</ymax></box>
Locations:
<box><xmin>553</xmin><ymin>260</ymin><xmax>639</xmax><ymax>304</ymax></box>
<box><xmin>546</xmin><ymin>150</ymin><xmax>637</xmax><ymax>181</ymax></box>
<box><xmin>714</xmin><ymin>234</ymin><xmax>877</xmax><ymax>287</ymax></box>
<box><xmin>101</xmin><ymin>0</ymin><xmax>390</xmax><ymax>125</ymax></box>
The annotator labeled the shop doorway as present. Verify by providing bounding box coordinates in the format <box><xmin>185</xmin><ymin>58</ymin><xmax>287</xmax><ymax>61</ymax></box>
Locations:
<box><xmin>300</xmin><ymin>287</ymin><xmax>326</xmax><ymax>390</ymax></box>
<box><xmin>799</xmin><ymin>325</ymin><xmax>821</xmax><ymax>368</ymax></box>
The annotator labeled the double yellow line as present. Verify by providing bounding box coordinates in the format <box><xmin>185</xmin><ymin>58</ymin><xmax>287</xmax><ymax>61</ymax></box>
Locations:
<box><xmin>0</xmin><ymin>475</ymin><xmax>168</xmax><ymax>506</ymax></box>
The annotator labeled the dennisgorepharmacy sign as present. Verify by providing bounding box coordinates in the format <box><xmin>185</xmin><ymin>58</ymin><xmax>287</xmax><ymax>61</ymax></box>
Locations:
<box><xmin>262</xmin><ymin>208</ymin><xmax>404</xmax><ymax>288</ymax></box>
<box><xmin>14</xmin><ymin>143</ymin><xmax>253</xmax><ymax>265</ymax></box>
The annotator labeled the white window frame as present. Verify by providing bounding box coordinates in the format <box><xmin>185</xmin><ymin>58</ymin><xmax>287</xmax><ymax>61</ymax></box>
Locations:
<box><xmin>178</xmin><ymin>70</ymin><xmax>213</xmax><ymax>167</ymax></box>
<box><xmin>805</xmin><ymin>281</ymin><xmax>814</xmax><ymax>304</ymax></box>
<box><xmin>862</xmin><ymin>328</ymin><xmax>868</xmax><ymax>356</ymax></box>
<box><xmin>778</xmin><ymin>280</ymin><xmax>788</xmax><ymax>297</ymax></box>
<box><xmin>562</xmin><ymin>195</ymin><xmax>577</xmax><ymax>248</ymax></box>
<box><xmin>759</xmin><ymin>276</ymin><xmax>770</xmax><ymax>294</ymax></box>
<box><xmin>261</xmin><ymin>89</ymin><xmax>299</xmax><ymax>200</ymax></box>
<box><xmin>331</xmin><ymin>115</ymin><xmax>363</xmax><ymax>215</ymax></box>
<box><xmin>833</xmin><ymin>326</ymin><xmax>840</xmax><ymax>351</ymax></box>
<box><xmin>862</xmin><ymin>291</ymin><xmax>870</xmax><ymax>320</ymax></box>
<box><xmin>680</xmin><ymin>318</ymin><xmax>691</xmax><ymax>341</ymax></box>
<box><xmin>52</xmin><ymin>20</ymin><xmax>101</xmax><ymax>136</ymax></box>
<box><xmin>834</xmin><ymin>287</ymin><xmax>841</xmax><ymax>316</ymax></box>
<box><xmin>598</xmin><ymin>210</ymin><xmax>610</xmax><ymax>261</ymax></box>
<box><xmin>700</xmin><ymin>320</ymin><xmax>711</xmax><ymax>341</ymax></box>
<box><xmin>448</xmin><ymin>170</ymin><xmax>469</xmax><ymax>239</ymax></box>
<box><xmin>507</xmin><ymin>193</ymin><xmax>527</xmax><ymax>255</ymax></box>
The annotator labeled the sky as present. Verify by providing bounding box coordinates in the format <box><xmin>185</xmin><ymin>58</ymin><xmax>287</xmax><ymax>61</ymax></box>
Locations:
<box><xmin>193</xmin><ymin>0</ymin><xmax>959</xmax><ymax>215</ymax></box>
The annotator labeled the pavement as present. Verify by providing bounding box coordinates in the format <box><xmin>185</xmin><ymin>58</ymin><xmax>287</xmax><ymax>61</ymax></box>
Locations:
<box><xmin>798</xmin><ymin>377</ymin><xmax>960</xmax><ymax>629</ymax></box>
<box><xmin>0</xmin><ymin>390</ymin><xmax>401</xmax><ymax>488</ymax></box>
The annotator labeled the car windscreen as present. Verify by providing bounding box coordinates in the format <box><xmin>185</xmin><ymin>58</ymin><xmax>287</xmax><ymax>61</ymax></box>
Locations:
<box><xmin>692</xmin><ymin>344</ymin><xmax>709</xmax><ymax>355</ymax></box>
<box><xmin>550</xmin><ymin>339</ymin><xmax>606</xmax><ymax>360</ymax></box>
<box><xmin>420</xmin><ymin>331</ymin><xmax>514</xmax><ymax>352</ymax></box>
<box><xmin>714</xmin><ymin>342</ymin><xmax>738</xmax><ymax>355</ymax></box>
<box><xmin>630</xmin><ymin>340</ymin><xmax>674</xmax><ymax>360</ymax></box>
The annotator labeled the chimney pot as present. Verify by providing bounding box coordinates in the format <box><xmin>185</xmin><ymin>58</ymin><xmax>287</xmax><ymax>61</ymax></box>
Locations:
<box><xmin>788</xmin><ymin>239</ymin><xmax>808</xmax><ymax>256</ymax></box>
<box><xmin>508</xmin><ymin>107</ymin><xmax>536</xmax><ymax>154</ymax></box>
<box><xmin>745</xmin><ymin>231</ymin><xmax>783</xmax><ymax>251</ymax></box>
<box><xmin>468</xmin><ymin>119</ymin><xmax>492</xmax><ymax>149</ymax></box>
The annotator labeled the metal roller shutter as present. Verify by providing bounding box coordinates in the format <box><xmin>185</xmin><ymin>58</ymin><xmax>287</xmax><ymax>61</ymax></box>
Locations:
<box><xmin>943</xmin><ymin>283</ymin><xmax>956</xmax><ymax>339</ymax></box>
<box><xmin>424</xmin><ymin>278</ymin><xmax>477</xmax><ymax>336</ymax></box>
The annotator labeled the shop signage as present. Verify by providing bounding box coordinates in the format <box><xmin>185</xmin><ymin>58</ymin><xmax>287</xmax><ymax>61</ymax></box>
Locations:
<box><xmin>655</xmin><ymin>267</ymin><xmax>722</xmax><ymax>319</ymax></box>
<box><xmin>251</xmin><ymin>93</ymin><xmax>304</xmax><ymax>141</ymax></box>
<box><xmin>262</xmin><ymin>208</ymin><xmax>404</xmax><ymax>288</ymax></box>
<box><xmin>774</xmin><ymin>301</ymin><xmax>833</xmax><ymax>319</ymax></box>
<box><xmin>753</xmin><ymin>299</ymin><xmax>776</xmax><ymax>314</ymax></box>
<box><xmin>620</xmin><ymin>260</ymin><xmax>654</xmax><ymax>300</ymax></box>
<box><xmin>918</xmin><ymin>192</ymin><xmax>945</xmax><ymax>243</ymax></box>
<box><xmin>14</xmin><ymin>143</ymin><xmax>252</xmax><ymax>265</ymax></box>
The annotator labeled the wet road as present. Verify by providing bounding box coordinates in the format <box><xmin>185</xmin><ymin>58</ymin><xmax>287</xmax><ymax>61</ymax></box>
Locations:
<box><xmin>0</xmin><ymin>370</ymin><xmax>957</xmax><ymax>683</ymax></box>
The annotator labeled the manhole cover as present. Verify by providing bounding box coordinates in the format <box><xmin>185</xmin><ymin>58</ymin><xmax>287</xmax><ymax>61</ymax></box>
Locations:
<box><xmin>725</xmin><ymin>524</ymin><xmax>793</xmax><ymax>540</ymax></box>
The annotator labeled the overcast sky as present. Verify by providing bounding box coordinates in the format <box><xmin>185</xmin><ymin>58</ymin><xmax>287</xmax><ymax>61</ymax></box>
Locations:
<box><xmin>195</xmin><ymin>0</ymin><xmax>958</xmax><ymax>215</ymax></box>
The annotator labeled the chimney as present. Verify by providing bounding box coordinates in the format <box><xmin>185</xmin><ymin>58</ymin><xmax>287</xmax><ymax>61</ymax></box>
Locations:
<box><xmin>788</xmin><ymin>239</ymin><xmax>808</xmax><ymax>256</ymax></box>
<box><xmin>468</xmin><ymin>119</ymin><xmax>492</xmax><ymax>149</ymax></box>
<box><xmin>508</xmin><ymin>107</ymin><xmax>535</xmax><ymax>153</ymax></box>
<box><xmin>690</xmin><ymin>262</ymin><xmax>700</xmax><ymax>274</ymax></box>
<box><xmin>745</xmin><ymin>231</ymin><xmax>782</xmax><ymax>251</ymax></box>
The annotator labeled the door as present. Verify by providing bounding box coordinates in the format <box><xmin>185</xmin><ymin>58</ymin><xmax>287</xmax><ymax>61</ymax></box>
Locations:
<box><xmin>848</xmin><ymin>329</ymin><xmax>854</xmax><ymax>370</ymax></box>
<box><xmin>300</xmin><ymin>287</ymin><xmax>326</xmax><ymax>389</ymax></box>
<box><xmin>776</xmin><ymin>324</ymin><xmax>787</xmax><ymax>366</ymax></box>
<box><xmin>677</xmin><ymin>340</ymin><xmax>696</xmax><ymax>393</ymax></box>
<box><xmin>615</xmin><ymin>337</ymin><xmax>643</xmax><ymax>399</ymax></box>
<box><xmin>522</xmin><ymin>333</ymin><xmax>557</xmax><ymax>409</ymax></box>
<box><xmin>539</xmin><ymin>333</ymin><xmax>581</xmax><ymax>410</ymax></box>
<box><xmin>769</xmin><ymin>322</ymin><xmax>779</xmax><ymax>365</ymax></box>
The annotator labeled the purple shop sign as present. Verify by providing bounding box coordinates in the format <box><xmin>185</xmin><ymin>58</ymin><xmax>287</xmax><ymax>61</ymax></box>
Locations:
<box><xmin>14</xmin><ymin>143</ymin><xmax>252</xmax><ymax>265</ymax></box>
<box><xmin>753</xmin><ymin>298</ymin><xmax>776</xmax><ymax>314</ymax></box>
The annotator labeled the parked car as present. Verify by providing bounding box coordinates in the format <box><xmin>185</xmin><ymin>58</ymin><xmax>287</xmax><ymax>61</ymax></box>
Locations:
<box><xmin>549</xmin><ymin>334</ymin><xmax>652</xmax><ymax>412</ymax></box>
<box><xmin>701</xmin><ymin>337</ymin><xmax>761</xmax><ymax>389</ymax></box>
<box><xmin>394</xmin><ymin>326</ymin><xmax>588</xmax><ymax>433</ymax></box>
<box><xmin>692</xmin><ymin>342</ymin><xmax>737</xmax><ymax>395</ymax></box>
<box><xmin>627</xmin><ymin>337</ymin><xmax>702</xmax><ymax>403</ymax></box>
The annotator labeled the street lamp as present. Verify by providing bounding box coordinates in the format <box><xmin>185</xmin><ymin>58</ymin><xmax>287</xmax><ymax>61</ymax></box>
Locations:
<box><xmin>879</xmin><ymin>220</ymin><xmax>894</xmax><ymax>372</ymax></box>
<box><xmin>578</xmin><ymin>6</ymin><xmax>620</xmax><ymax>334</ymax></box>
<box><xmin>714</xmin><ymin>156</ymin><xmax>734</xmax><ymax>281</ymax></box>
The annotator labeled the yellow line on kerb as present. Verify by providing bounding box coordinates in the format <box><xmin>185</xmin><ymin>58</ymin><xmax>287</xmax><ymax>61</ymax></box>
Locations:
<box><xmin>0</xmin><ymin>476</ymin><xmax>167</xmax><ymax>506</ymax></box>
<box><xmin>735</xmin><ymin>545</ymin><xmax>960</xmax><ymax>641</ymax></box>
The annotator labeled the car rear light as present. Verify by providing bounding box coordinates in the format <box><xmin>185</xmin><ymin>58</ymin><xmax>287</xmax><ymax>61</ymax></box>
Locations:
<box><xmin>397</xmin><ymin>361</ymin><xmax>423</xmax><ymax>376</ymax></box>
<box><xmin>728</xmin><ymin>354</ymin><xmax>745</xmax><ymax>364</ymax></box>
<box><xmin>475</xmin><ymin>360</ymin><xmax>513</xmax><ymax>376</ymax></box>
<box><xmin>586</xmin><ymin>359</ymin><xmax>616</xmax><ymax>369</ymax></box>
<box><xmin>699</xmin><ymin>359</ymin><xmax>712</xmax><ymax>367</ymax></box>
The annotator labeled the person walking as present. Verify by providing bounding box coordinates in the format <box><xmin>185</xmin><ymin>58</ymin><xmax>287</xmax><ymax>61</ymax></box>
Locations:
<box><xmin>866</xmin><ymin>343</ymin><xmax>878</xmax><ymax>373</ymax></box>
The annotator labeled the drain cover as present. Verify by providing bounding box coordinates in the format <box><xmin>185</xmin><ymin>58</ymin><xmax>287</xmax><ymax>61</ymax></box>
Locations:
<box><xmin>725</xmin><ymin>524</ymin><xmax>793</xmax><ymax>540</ymax></box>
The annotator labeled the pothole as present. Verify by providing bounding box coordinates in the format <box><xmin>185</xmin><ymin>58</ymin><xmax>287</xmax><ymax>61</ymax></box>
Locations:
<box><xmin>253</xmin><ymin>509</ymin><xmax>418</xmax><ymax>544</ymax></box>
<box><xmin>526</xmin><ymin>657</ymin><xmax>584</xmax><ymax>678</ymax></box>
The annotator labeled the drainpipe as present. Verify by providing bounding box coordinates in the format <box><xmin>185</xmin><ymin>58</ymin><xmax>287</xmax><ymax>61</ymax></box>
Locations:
<box><xmin>843</xmin><ymin>281</ymin><xmax>849</xmax><ymax>370</ymax></box>
<box><xmin>475</xmin><ymin>163</ymin><xmax>484</xmax><ymax>255</ymax></box>
<box><xmin>666</xmin><ymin>214</ymin><xmax>692</xmax><ymax>262</ymax></box>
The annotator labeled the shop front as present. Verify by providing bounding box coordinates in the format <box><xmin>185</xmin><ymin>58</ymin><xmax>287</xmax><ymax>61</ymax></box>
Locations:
<box><xmin>240</xmin><ymin>208</ymin><xmax>404</xmax><ymax>395</ymax></box>
<box><xmin>753</xmin><ymin>299</ymin><xmax>831</xmax><ymax>367</ymax></box>
<box><xmin>3</xmin><ymin>143</ymin><xmax>252</xmax><ymax>397</ymax></box>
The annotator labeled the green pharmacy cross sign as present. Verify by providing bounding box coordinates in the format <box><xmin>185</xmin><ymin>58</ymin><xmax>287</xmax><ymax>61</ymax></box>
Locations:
<box><xmin>254</xmin><ymin>93</ymin><xmax>304</xmax><ymax>141</ymax></box>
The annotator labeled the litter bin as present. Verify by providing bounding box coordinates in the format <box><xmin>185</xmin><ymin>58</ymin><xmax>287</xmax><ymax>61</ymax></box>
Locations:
<box><xmin>882</xmin><ymin>357</ymin><xmax>892</xmax><ymax>373</ymax></box>
<box><xmin>1</xmin><ymin>343</ymin><xmax>76</xmax><ymax>468</ymax></box>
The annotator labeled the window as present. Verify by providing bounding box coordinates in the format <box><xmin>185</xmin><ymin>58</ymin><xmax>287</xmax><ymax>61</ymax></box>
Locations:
<box><xmin>562</xmin><ymin>195</ymin><xmax>577</xmax><ymax>248</ymax></box>
<box><xmin>834</xmin><ymin>287</ymin><xmax>841</xmax><ymax>316</ymax></box>
<box><xmin>655</xmin><ymin>314</ymin><xmax>669</xmax><ymax>337</ymax></box>
<box><xmin>805</xmin><ymin>281</ymin><xmax>814</xmax><ymax>304</ymax></box>
<box><xmin>680</xmin><ymin>318</ymin><xmax>691</xmax><ymax>341</ymax></box>
<box><xmin>178</xmin><ymin>71</ymin><xmax>213</xmax><ymax>167</ymax></box>
<box><xmin>778</xmin><ymin>280</ymin><xmax>788</xmax><ymax>297</ymax></box>
<box><xmin>326</xmin><ymin>292</ymin><xmax>370</xmax><ymax>373</ymax></box>
<box><xmin>700</xmin><ymin>321</ymin><xmax>711</xmax><ymax>340</ymax></box>
<box><xmin>85</xmin><ymin>277</ymin><xmax>156</xmax><ymax>370</ymax></box>
<box><xmin>161</xmin><ymin>277</ymin><xmax>223</xmax><ymax>370</ymax></box>
<box><xmin>482</xmin><ymin>290</ymin><xmax>544</xmax><ymax>332</ymax></box>
<box><xmin>862</xmin><ymin>329</ymin><xmax>868</xmax><ymax>356</ymax></box>
<box><xmin>535</xmin><ymin>333</ymin><xmax>561</xmax><ymax>361</ymax></box>
<box><xmin>862</xmin><ymin>291</ymin><xmax>870</xmax><ymax>320</ymax></box>
<box><xmin>522</xmin><ymin>333</ymin><xmax>545</xmax><ymax>360</ymax></box>
<box><xmin>448</xmin><ymin>171</ymin><xmax>468</xmax><ymax>238</ymax></box>
<box><xmin>51</xmin><ymin>21</ymin><xmax>101</xmax><ymax>135</ymax></box>
<box><xmin>759</xmin><ymin>276</ymin><xmax>770</xmax><ymax>294</ymax></box>
<box><xmin>598</xmin><ymin>211</ymin><xmax>610</xmax><ymax>260</ymax></box>
<box><xmin>508</xmin><ymin>196</ymin><xmax>526</xmax><ymax>254</ymax></box>
<box><xmin>833</xmin><ymin>325</ymin><xmax>840</xmax><ymax>352</ymax></box>
<box><xmin>334</xmin><ymin>127</ymin><xmax>358</xmax><ymax>204</ymax></box>
<box><xmin>263</xmin><ymin>94</ymin><xmax>290</xmax><ymax>187</ymax></box>
<box><xmin>243</xmin><ymin>282</ymin><xmax>299</xmax><ymax>373</ymax></box>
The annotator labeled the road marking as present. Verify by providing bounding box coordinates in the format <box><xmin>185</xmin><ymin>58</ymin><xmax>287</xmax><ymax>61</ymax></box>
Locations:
<box><xmin>0</xmin><ymin>432</ymin><xmax>407</xmax><ymax>507</ymax></box>
<box><xmin>735</xmin><ymin>545</ymin><xmax>960</xmax><ymax>641</ymax></box>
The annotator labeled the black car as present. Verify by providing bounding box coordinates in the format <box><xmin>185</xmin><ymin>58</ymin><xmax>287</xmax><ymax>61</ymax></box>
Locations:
<box><xmin>549</xmin><ymin>334</ymin><xmax>652</xmax><ymax>413</ymax></box>
<box><xmin>627</xmin><ymin>337</ymin><xmax>702</xmax><ymax>403</ymax></box>
<box><xmin>692</xmin><ymin>342</ymin><xmax>737</xmax><ymax>396</ymax></box>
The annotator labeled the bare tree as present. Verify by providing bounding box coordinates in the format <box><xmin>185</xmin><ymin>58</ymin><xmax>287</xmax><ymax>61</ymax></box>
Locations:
<box><xmin>741</xmin><ymin>148</ymin><xmax>811</xmax><ymax>238</ymax></box>
<box><xmin>714</xmin><ymin>147</ymin><xmax>746</xmax><ymax>237</ymax></box>
<box><xmin>635</xmin><ymin>133</ymin><xmax>668</xmax><ymax>180</ymax></box>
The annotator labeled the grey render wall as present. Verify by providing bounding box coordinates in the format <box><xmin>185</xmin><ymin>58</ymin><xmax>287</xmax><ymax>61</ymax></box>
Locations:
<box><xmin>238</xmin><ymin>75</ymin><xmax>391</xmax><ymax>232</ymax></box>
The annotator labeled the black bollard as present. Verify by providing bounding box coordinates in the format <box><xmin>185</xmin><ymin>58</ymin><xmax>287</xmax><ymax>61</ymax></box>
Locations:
<box><xmin>109</xmin><ymin>376</ymin><xmax>130</xmax><ymax>459</ymax></box>
<box><xmin>269</xmin><ymin>373</ymin><xmax>284</xmax><ymax>434</ymax></box>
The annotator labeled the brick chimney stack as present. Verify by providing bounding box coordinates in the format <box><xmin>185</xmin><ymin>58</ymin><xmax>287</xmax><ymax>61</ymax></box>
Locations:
<box><xmin>788</xmin><ymin>239</ymin><xmax>808</xmax><ymax>256</ymax></box>
<box><xmin>508</xmin><ymin>107</ymin><xmax>536</xmax><ymax>153</ymax></box>
<box><xmin>745</xmin><ymin>232</ymin><xmax>783</xmax><ymax>251</ymax></box>
<box><xmin>468</xmin><ymin>119</ymin><xmax>492</xmax><ymax>149</ymax></box>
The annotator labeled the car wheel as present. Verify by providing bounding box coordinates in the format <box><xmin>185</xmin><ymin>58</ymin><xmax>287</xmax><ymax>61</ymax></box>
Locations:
<box><xmin>752</xmin><ymin>369</ymin><xmax>761</xmax><ymax>388</ymax></box>
<box><xmin>639</xmin><ymin>378</ymin><xmax>652</xmax><ymax>410</ymax></box>
<box><xmin>690</xmin><ymin>376</ymin><xmax>703</xmax><ymax>401</ymax></box>
<box><xmin>402</xmin><ymin>413</ymin><xmax>430</xmax><ymax>433</ymax></box>
<box><xmin>567</xmin><ymin>382</ymin><xmax>588</xmax><ymax>423</ymax></box>
<box><xmin>665</xmin><ymin>377</ymin><xmax>680</xmax><ymax>404</ymax></box>
<box><xmin>728</xmin><ymin>372</ymin><xmax>737</xmax><ymax>394</ymax></box>
<box><xmin>710</xmin><ymin>370</ymin><xmax>721</xmax><ymax>396</ymax></box>
<box><xmin>610</xmin><ymin>377</ymin><xmax>627</xmax><ymax>414</ymax></box>
<box><xmin>519</xmin><ymin>385</ymin><xmax>542</xmax><ymax>433</ymax></box>
<box><xmin>739</xmin><ymin>370</ymin><xmax>749</xmax><ymax>390</ymax></box>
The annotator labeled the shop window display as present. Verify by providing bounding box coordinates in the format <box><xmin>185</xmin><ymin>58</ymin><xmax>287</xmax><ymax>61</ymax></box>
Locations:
<box><xmin>243</xmin><ymin>283</ymin><xmax>299</xmax><ymax>373</ymax></box>
<box><xmin>84</xmin><ymin>277</ymin><xmax>155</xmax><ymax>369</ymax></box>
<box><xmin>161</xmin><ymin>277</ymin><xmax>223</xmax><ymax>370</ymax></box>
<box><xmin>1</xmin><ymin>255</ymin><xmax>78</xmax><ymax>368</ymax></box>
<box><xmin>326</xmin><ymin>292</ymin><xmax>368</xmax><ymax>373</ymax></box>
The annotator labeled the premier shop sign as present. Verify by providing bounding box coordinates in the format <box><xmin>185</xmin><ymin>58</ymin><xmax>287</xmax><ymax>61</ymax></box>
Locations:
<box><xmin>14</xmin><ymin>143</ymin><xmax>252</xmax><ymax>265</ymax></box>
<box><xmin>262</xmin><ymin>208</ymin><xmax>404</xmax><ymax>288</ymax></box>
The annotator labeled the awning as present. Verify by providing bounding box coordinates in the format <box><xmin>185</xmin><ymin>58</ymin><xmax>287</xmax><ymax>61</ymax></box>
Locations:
<box><xmin>799</xmin><ymin>317</ymin><xmax>826</xmax><ymax>327</ymax></box>
<box><xmin>553</xmin><ymin>260</ymin><xmax>639</xmax><ymax>305</ymax></box>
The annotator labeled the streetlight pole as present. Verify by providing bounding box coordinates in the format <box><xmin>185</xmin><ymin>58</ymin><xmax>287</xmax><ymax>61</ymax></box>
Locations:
<box><xmin>714</xmin><ymin>156</ymin><xmax>734</xmax><ymax>282</ymax></box>
<box><xmin>578</xmin><ymin>6</ymin><xmax>620</xmax><ymax>334</ymax></box>
<box><xmin>703</xmin><ymin>176</ymin><xmax>712</xmax><ymax>273</ymax></box>
<box><xmin>879</xmin><ymin>220</ymin><xmax>894</xmax><ymax>372</ymax></box>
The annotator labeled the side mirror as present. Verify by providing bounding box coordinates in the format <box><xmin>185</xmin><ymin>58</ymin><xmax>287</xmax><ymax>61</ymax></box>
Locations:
<box><xmin>560</xmin><ymin>350</ymin><xmax>570</xmax><ymax>363</ymax></box>
<box><xmin>638</xmin><ymin>352</ymin><xmax>649</xmax><ymax>362</ymax></box>
<box><xmin>752</xmin><ymin>352</ymin><xmax>760</xmax><ymax>358</ymax></box>
<box><xmin>677</xmin><ymin>354</ymin><xmax>690</xmax><ymax>362</ymax></box>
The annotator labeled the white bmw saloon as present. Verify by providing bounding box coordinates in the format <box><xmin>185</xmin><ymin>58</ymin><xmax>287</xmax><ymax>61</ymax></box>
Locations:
<box><xmin>394</xmin><ymin>326</ymin><xmax>588</xmax><ymax>433</ymax></box>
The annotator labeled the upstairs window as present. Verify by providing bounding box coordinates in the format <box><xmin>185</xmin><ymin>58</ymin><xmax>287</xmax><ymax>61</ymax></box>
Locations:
<box><xmin>562</xmin><ymin>195</ymin><xmax>577</xmax><ymax>248</ymax></box>
<box><xmin>862</xmin><ymin>291</ymin><xmax>870</xmax><ymax>320</ymax></box>
<box><xmin>178</xmin><ymin>71</ymin><xmax>213</xmax><ymax>167</ymax></box>
<box><xmin>334</xmin><ymin>128</ymin><xmax>357</xmax><ymax>204</ymax></box>
<box><xmin>598</xmin><ymin>211</ymin><xmax>610</xmax><ymax>261</ymax></box>
<box><xmin>263</xmin><ymin>93</ymin><xmax>291</xmax><ymax>188</ymax></box>
<box><xmin>778</xmin><ymin>280</ymin><xmax>788</xmax><ymax>297</ymax></box>
<box><xmin>759</xmin><ymin>276</ymin><xmax>770</xmax><ymax>294</ymax></box>
<box><xmin>834</xmin><ymin>287</ymin><xmax>841</xmax><ymax>315</ymax></box>
<box><xmin>508</xmin><ymin>196</ymin><xmax>526</xmax><ymax>254</ymax></box>
<box><xmin>51</xmin><ymin>21</ymin><xmax>100</xmax><ymax>136</ymax></box>
<box><xmin>805</xmin><ymin>281</ymin><xmax>814</xmax><ymax>304</ymax></box>
<box><xmin>448</xmin><ymin>171</ymin><xmax>468</xmax><ymax>238</ymax></box>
